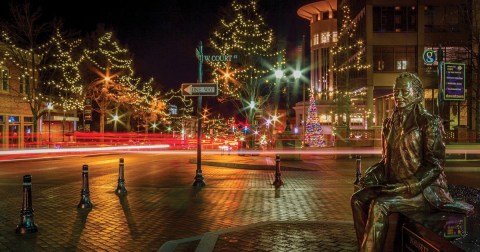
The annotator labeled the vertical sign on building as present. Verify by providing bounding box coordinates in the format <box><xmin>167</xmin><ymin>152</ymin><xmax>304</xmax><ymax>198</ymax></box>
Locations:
<box><xmin>84</xmin><ymin>98</ymin><xmax>92</xmax><ymax>121</ymax></box>
<box><xmin>84</xmin><ymin>98</ymin><xmax>92</xmax><ymax>132</ymax></box>
<box><xmin>443</xmin><ymin>63</ymin><xmax>465</xmax><ymax>101</ymax></box>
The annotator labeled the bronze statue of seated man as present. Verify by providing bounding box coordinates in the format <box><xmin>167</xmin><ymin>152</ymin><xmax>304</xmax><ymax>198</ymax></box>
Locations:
<box><xmin>351</xmin><ymin>72</ymin><xmax>474</xmax><ymax>251</ymax></box>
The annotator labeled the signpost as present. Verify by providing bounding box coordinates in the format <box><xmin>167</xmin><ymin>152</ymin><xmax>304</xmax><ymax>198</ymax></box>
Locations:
<box><xmin>186</xmin><ymin>42</ymin><xmax>234</xmax><ymax>187</ymax></box>
<box><xmin>192</xmin><ymin>42</ymin><xmax>206</xmax><ymax>187</ymax></box>
<box><xmin>181</xmin><ymin>83</ymin><xmax>218</xmax><ymax>96</ymax></box>
<box><xmin>443</xmin><ymin>62</ymin><xmax>466</xmax><ymax>101</ymax></box>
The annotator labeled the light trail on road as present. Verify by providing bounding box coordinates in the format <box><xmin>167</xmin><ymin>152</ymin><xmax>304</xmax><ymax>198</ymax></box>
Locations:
<box><xmin>0</xmin><ymin>145</ymin><xmax>479</xmax><ymax>161</ymax></box>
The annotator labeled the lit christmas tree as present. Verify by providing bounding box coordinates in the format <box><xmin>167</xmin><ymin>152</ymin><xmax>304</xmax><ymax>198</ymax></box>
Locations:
<box><xmin>208</xmin><ymin>0</ymin><xmax>284</xmax><ymax>126</ymax></box>
<box><xmin>82</xmin><ymin>31</ymin><xmax>146</xmax><ymax>133</ymax></box>
<box><xmin>305</xmin><ymin>92</ymin><xmax>324</xmax><ymax>147</ymax></box>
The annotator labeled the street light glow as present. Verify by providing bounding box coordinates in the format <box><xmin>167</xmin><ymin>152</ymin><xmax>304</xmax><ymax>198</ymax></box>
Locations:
<box><xmin>293</xmin><ymin>70</ymin><xmax>302</xmax><ymax>79</ymax></box>
<box><xmin>113</xmin><ymin>115</ymin><xmax>119</xmax><ymax>121</ymax></box>
<box><xmin>249</xmin><ymin>100</ymin><xmax>255</xmax><ymax>109</ymax></box>
<box><xmin>275</xmin><ymin>69</ymin><xmax>284</xmax><ymax>79</ymax></box>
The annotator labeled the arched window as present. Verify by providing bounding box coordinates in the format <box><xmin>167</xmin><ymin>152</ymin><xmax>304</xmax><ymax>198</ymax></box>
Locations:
<box><xmin>0</xmin><ymin>66</ymin><xmax>9</xmax><ymax>91</ymax></box>
<box><xmin>20</xmin><ymin>74</ymin><xmax>30</xmax><ymax>95</ymax></box>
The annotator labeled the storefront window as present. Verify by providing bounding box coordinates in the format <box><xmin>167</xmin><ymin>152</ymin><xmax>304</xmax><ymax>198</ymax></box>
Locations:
<box><xmin>24</xmin><ymin>125</ymin><xmax>33</xmax><ymax>145</ymax></box>
<box><xmin>9</xmin><ymin>125</ymin><xmax>19</xmax><ymax>147</ymax></box>
<box><xmin>8</xmin><ymin>116</ymin><xmax>20</xmax><ymax>123</ymax></box>
<box><xmin>0</xmin><ymin>125</ymin><xmax>3</xmax><ymax>144</ymax></box>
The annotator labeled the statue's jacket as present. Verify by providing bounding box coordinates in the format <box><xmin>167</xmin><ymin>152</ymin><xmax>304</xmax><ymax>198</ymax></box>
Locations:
<box><xmin>362</xmin><ymin>103</ymin><xmax>472</xmax><ymax>213</ymax></box>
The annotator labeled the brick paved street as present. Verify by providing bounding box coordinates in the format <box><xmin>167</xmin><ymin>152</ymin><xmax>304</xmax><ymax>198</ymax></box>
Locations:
<box><xmin>0</xmin><ymin>152</ymin><xmax>477</xmax><ymax>251</ymax></box>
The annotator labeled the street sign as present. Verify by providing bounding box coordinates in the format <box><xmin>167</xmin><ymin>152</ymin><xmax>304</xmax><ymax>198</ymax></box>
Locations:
<box><xmin>443</xmin><ymin>62</ymin><xmax>465</xmax><ymax>101</ymax></box>
<box><xmin>202</xmin><ymin>54</ymin><xmax>238</xmax><ymax>62</ymax></box>
<box><xmin>181</xmin><ymin>83</ymin><xmax>218</xmax><ymax>96</ymax></box>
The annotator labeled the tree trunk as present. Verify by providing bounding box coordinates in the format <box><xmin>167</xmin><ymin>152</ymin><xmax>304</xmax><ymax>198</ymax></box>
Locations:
<box><xmin>125</xmin><ymin>112</ymin><xmax>132</xmax><ymax>132</ymax></box>
<box><xmin>100</xmin><ymin>112</ymin><xmax>105</xmax><ymax>134</ymax></box>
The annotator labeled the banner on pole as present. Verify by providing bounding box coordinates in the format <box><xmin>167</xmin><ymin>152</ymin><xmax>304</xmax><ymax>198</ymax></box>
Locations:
<box><xmin>443</xmin><ymin>63</ymin><xmax>465</xmax><ymax>101</ymax></box>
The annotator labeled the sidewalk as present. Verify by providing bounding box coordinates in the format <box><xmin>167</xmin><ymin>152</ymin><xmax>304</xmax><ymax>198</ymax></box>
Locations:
<box><xmin>162</xmin><ymin>153</ymin><xmax>361</xmax><ymax>252</ymax></box>
<box><xmin>170</xmin><ymin>153</ymin><xmax>480</xmax><ymax>252</ymax></box>
<box><xmin>0</xmin><ymin>151</ymin><xmax>477</xmax><ymax>251</ymax></box>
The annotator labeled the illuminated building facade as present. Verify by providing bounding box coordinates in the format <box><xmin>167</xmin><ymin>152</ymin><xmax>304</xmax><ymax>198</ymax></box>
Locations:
<box><xmin>296</xmin><ymin>0</ymin><xmax>475</xmax><ymax>142</ymax></box>
<box><xmin>0</xmin><ymin>57</ymin><xmax>34</xmax><ymax>148</ymax></box>
<box><xmin>0</xmin><ymin>50</ymin><xmax>78</xmax><ymax>148</ymax></box>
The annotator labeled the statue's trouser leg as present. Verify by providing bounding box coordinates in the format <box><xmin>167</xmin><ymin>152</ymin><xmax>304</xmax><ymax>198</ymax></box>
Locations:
<box><xmin>351</xmin><ymin>187</ymin><xmax>382</xmax><ymax>249</ymax></box>
<box><xmin>362</xmin><ymin>194</ymin><xmax>429</xmax><ymax>252</ymax></box>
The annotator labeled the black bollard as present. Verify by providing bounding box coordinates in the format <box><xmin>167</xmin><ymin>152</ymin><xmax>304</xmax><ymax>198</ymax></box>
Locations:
<box><xmin>273</xmin><ymin>155</ymin><xmax>283</xmax><ymax>187</ymax></box>
<box><xmin>354</xmin><ymin>155</ymin><xmax>362</xmax><ymax>184</ymax></box>
<box><xmin>116</xmin><ymin>158</ymin><xmax>127</xmax><ymax>195</ymax></box>
<box><xmin>78</xmin><ymin>165</ymin><xmax>93</xmax><ymax>209</ymax></box>
<box><xmin>16</xmin><ymin>175</ymin><xmax>38</xmax><ymax>234</ymax></box>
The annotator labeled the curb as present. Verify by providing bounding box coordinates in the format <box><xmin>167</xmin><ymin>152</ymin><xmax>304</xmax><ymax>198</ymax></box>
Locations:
<box><xmin>188</xmin><ymin>159</ymin><xmax>313</xmax><ymax>171</ymax></box>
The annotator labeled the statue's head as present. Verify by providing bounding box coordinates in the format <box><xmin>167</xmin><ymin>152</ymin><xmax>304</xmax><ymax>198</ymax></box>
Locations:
<box><xmin>393</xmin><ymin>72</ymin><xmax>424</xmax><ymax>109</ymax></box>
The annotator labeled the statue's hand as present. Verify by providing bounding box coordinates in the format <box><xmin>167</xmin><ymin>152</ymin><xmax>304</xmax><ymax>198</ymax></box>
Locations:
<box><xmin>381</xmin><ymin>183</ymin><xmax>408</xmax><ymax>194</ymax></box>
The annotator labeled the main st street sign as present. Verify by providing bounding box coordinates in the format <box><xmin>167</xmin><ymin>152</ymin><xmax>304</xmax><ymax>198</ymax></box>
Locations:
<box><xmin>181</xmin><ymin>83</ymin><xmax>218</xmax><ymax>96</ymax></box>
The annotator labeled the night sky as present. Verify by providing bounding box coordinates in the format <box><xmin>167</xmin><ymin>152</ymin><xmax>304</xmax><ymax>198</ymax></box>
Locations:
<box><xmin>1</xmin><ymin>0</ymin><xmax>310</xmax><ymax>93</ymax></box>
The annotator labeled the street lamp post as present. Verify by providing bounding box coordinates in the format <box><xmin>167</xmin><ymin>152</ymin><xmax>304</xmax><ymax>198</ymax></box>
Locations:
<box><xmin>47</xmin><ymin>102</ymin><xmax>53</xmax><ymax>146</ymax></box>
<box><xmin>302</xmin><ymin>78</ymin><xmax>306</xmax><ymax>145</ymax></box>
<box><xmin>275</xmin><ymin>69</ymin><xmax>302</xmax><ymax>133</ymax></box>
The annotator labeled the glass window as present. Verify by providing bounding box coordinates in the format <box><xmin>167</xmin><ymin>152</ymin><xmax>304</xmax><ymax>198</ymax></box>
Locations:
<box><xmin>374</xmin><ymin>46</ymin><xmax>416</xmax><ymax>72</ymax></box>
<box><xmin>20</xmin><ymin>75</ymin><xmax>30</xmax><ymax>95</ymax></box>
<box><xmin>1</xmin><ymin>68</ymin><xmax>9</xmax><ymax>91</ymax></box>
<box><xmin>0</xmin><ymin>124</ymin><xmax>3</xmax><ymax>144</ymax></box>
<box><xmin>321</xmin><ymin>32</ymin><xmax>330</xmax><ymax>43</ymax></box>
<box><xmin>332</xmin><ymin>32</ymin><xmax>338</xmax><ymax>42</ymax></box>
<box><xmin>396</xmin><ymin>60</ymin><xmax>407</xmax><ymax>70</ymax></box>
<box><xmin>9</xmin><ymin>125</ymin><xmax>19</xmax><ymax>147</ymax></box>
<box><xmin>24</xmin><ymin>125</ymin><xmax>33</xmax><ymax>145</ymax></box>
<box><xmin>373</xmin><ymin>6</ymin><xmax>417</xmax><ymax>32</ymax></box>
<box><xmin>0</xmin><ymin>115</ymin><xmax>3</xmax><ymax>122</ymax></box>
<box><xmin>24</xmin><ymin>117</ymin><xmax>33</xmax><ymax>122</ymax></box>
<box><xmin>313</xmin><ymin>34</ymin><xmax>319</xmax><ymax>45</ymax></box>
<box><xmin>8</xmin><ymin>116</ymin><xmax>20</xmax><ymax>123</ymax></box>
<box><xmin>322</xmin><ymin>12</ymin><xmax>329</xmax><ymax>20</ymax></box>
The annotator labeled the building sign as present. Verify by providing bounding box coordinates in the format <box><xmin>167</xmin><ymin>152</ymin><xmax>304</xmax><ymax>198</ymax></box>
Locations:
<box><xmin>84</xmin><ymin>98</ymin><xmax>92</xmax><ymax>122</ymax></box>
<box><xmin>423</xmin><ymin>49</ymin><xmax>436</xmax><ymax>64</ymax></box>
<box><xmin>443</xmin><ymin>63</ymin><xmax>466</xmax><ymax>101</ymax></box>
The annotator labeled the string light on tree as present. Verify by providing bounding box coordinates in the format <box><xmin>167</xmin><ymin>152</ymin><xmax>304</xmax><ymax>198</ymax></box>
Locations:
<box><xmin>208</xmin><ymin>0</ymin><xmax>285</xmax><ymax>129</ymax></box>
<box><xmin>305</xmin><ymin>92</ymin><xmax>324</xmax><ymax>147</ymax></box>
